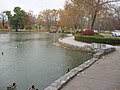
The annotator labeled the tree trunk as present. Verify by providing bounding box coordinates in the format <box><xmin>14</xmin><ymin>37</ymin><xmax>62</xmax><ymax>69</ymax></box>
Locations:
<box><xmin>91</xmin><ymin>10</ymin><xmax>97</xmax><ymax>29</ymax></box>
<box><xmin>15</xmin><ymin>21</ymin><xmax>18</xmax><ymax>32</ymax></box>
<box><xmin>38</xmin><ymin>26</ymin><xmax>40</xmax><ymax>30</ymax></box>
<box><xmin>2</xmin><ymin>18</ymin><xmax>4</xmax><ymax>27</ymax></box>
<box><xmin>15</xmin><ymin>24</ymin><xmax>18</xmax><ymax>32</ymax></box>
<box><xmin>16</xmin><ymin>29</ymin><xmax>18</xmax><ymax>32</ymax></box>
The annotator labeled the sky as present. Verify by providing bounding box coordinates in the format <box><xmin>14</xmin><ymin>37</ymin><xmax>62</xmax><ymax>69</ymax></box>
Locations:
<box><xmin>0</xmin><ymin>0</ymin><xmax>65</xmax><ymax>14</ymax></box>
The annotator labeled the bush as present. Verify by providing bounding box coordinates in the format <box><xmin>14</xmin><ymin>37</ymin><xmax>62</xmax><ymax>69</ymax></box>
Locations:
<box><xmin>81</xmin><ymin>29</ymin><xmax>94</xmax><ymax>36</ymax></box>
<box><xmin>75</xmin><ymin>35</ymin><xmax>120</xmax><ymax>45</ymax></box>
<box><xmin>3</xmin><ymin>24</ymin><xmax>9</xmax><ymax>29</ymax></box>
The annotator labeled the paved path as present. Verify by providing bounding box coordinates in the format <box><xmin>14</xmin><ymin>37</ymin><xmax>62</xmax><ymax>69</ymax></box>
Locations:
<box><xmin>61</xmin><ymin>45</ymin><xmax>120</xmax><ymax>90</ymax></box>
<box><xmin>60</xmin><ymin>36</ymin><xmax>90</xmax><ymax>47</ymax></box>
<box><xmin>60</xmin><ymin>36</ymin><xmax>113</xmax><ymax>49</ymax></box>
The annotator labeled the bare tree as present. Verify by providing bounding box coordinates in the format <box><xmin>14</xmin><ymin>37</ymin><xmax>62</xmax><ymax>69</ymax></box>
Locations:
<box><xmin>36</xmin><ymin>14</ymin><xmax>44</xmax><ymax>30</ymax></box>
<box><xmin>38</xmin><ymin>9</ymin><xmax>59</xmax><ymax>30</ymax></box>
<box><xmin>66</xmin><ymin>0</ymin><xmax>120</xmax><ymax>30</ymax></box>
<box><xmin>24</xmin><ymin>11</ymin><xmax>35</xmax><ymax>31</ymax></box>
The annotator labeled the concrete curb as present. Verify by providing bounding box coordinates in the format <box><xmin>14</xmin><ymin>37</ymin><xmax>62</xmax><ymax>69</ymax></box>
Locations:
<box><xmin>44</xmin><ymin>37</ymin><xmax>115</xmax><ymax>90</ymax></box>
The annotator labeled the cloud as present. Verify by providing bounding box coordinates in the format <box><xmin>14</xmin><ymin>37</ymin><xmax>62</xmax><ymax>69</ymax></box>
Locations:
<box><xmin>0</xmin><ymin>0</ymin><xmax>65</xmax><ymax>14</ymax></box>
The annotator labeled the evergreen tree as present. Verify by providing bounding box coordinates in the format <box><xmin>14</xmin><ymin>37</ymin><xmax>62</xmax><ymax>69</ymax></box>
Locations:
<box><xmin>6</xmin><ymin>7</ymin><xmax>26</xmax><ymax>31</ymax></box>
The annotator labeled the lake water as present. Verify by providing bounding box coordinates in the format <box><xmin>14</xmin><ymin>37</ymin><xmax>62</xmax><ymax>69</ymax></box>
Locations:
<box><xmin>0</xmin><ymin>32</ymin><xmax>92</xmax><ymax>90</ymax></box>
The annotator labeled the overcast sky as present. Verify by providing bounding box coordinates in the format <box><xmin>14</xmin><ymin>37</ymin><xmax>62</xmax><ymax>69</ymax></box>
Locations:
<box><xmin>0</xmin><ymin>0</ymin><xmax>65</xmax><ymax>14</ymax></box>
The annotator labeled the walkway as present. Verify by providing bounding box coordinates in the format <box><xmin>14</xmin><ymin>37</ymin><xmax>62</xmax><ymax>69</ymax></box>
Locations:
<box><xmin>60</xmin><ymin>36</ymin><xmax>90</xmax><ymax>47</ymax></box>
<box><xmin>61</xmin><ymin>45</ymin><xmax>120</xmax><ymax>90</ymax></box>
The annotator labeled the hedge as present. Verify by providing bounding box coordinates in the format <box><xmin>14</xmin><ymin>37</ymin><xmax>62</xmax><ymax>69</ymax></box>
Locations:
<box><xmin>75</xmin><ymin>35</ymin><xmax>120</xmax><ymax>45</ymax></box>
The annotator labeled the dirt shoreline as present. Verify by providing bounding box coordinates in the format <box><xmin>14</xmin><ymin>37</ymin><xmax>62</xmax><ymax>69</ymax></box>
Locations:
<box><xmin>0</xmin><ymin>29</ymin><xmax>48</xmax><ymax>33</ymax></box>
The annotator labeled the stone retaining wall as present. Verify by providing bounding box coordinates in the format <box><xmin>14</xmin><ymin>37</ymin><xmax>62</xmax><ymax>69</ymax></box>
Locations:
<box><xmin>44</xmin><ymin>38</ymin><xmax>115</xmax><ymax>90</ymax></box>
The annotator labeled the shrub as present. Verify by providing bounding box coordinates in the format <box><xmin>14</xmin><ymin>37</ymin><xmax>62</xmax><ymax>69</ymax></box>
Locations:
<box><xmin>75</xmin><ymin>35</ymin><xmax>120</xmax><ymax>45</ymax></box>
<box><xmin>81</xmin><ymin>29</ymin><xmax>94</xmax><ymax>36</ymax></box>
<box><xmin>3</xmin><ymin>24</ymin><xmax>9</xmax><ymax>29</ymax></box>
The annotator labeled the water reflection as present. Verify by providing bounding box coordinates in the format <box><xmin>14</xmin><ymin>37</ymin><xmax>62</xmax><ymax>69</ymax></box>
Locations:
<box><xmin>0</xmin><ymin>32</ymin><xmax>92</xmax><ymax>90</ymax></box>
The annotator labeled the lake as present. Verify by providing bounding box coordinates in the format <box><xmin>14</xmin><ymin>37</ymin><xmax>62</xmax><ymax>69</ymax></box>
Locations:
<box><xmin>0</xmin><ymin>32</ymin><xmax>92</xmax><ymax>90</ymax></box>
